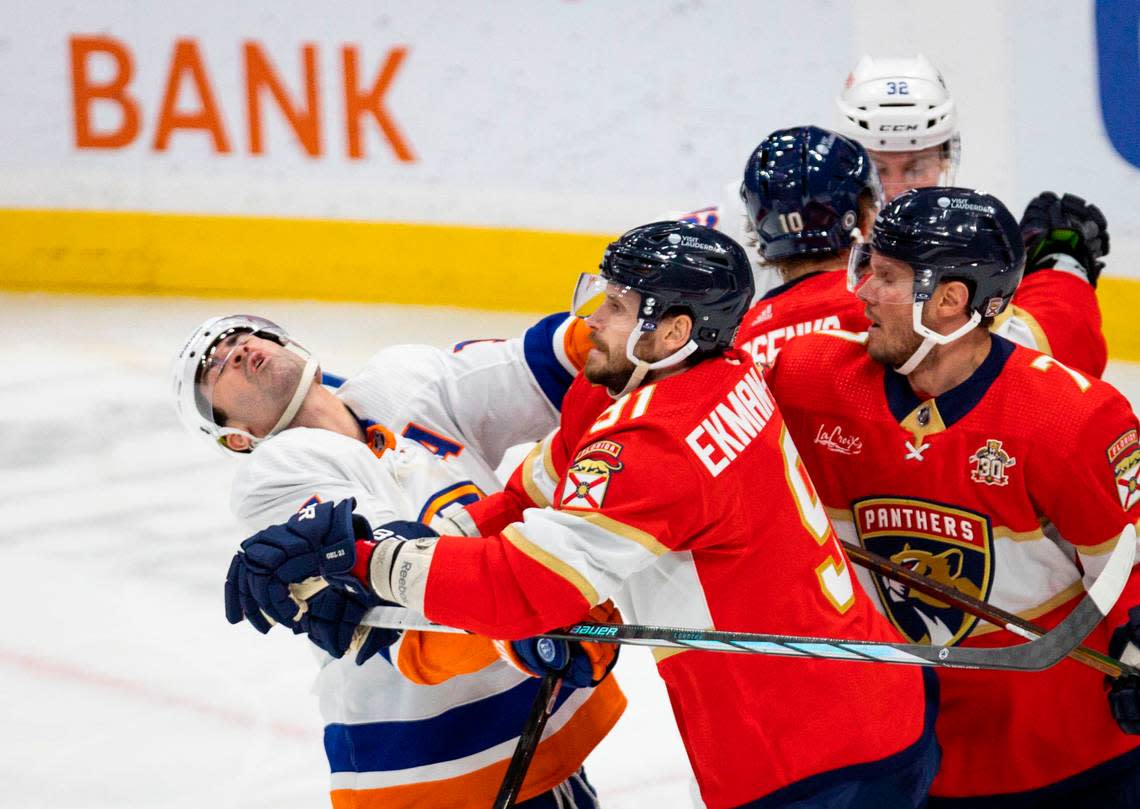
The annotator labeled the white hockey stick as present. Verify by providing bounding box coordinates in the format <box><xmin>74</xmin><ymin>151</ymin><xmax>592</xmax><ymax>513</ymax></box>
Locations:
<box><xmin>361</xmin><ymin>523</ymin><xmax>1136</xmax><ymax>673</ymax></box>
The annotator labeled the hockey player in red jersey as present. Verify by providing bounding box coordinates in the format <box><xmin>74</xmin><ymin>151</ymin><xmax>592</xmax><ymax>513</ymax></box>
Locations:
<box><xmin>766</xmin><ymin>187</ymin><xmax>1140</xmax><ymax>806</ymax></box>
<box><xmin>734</xmin><ymin>126</ymin><xmax>878</xmax><ymax>368</ymax></box>
<box><xmin>835</xmin><ymin>55</ymin><xmax>1110</xmax><ymax>377</ymax></box>
<box><xmin>234</xmin><ymin>221</ymin><xmax>941</xmax><ymax>809</ymax></box>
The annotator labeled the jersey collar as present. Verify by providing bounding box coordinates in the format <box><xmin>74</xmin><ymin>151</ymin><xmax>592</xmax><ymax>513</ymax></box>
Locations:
<box><xmin>884</xmin><ymin>334</ymin><xmax>1016</xmax><ymax>438</ymax></box>
<box><xmin>759</xmin><ymin>270</ymin><xmax>831</xmax><ymax>300</ymax></box>
<box><xmin>347</xmin><ymin>407</ymin><xmax>396</xmax><ymax>459</ymax></box>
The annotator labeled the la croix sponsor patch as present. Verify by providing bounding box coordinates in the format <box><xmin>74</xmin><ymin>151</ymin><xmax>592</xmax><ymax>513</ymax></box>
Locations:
<box><xmin>1108</xmin><ymin>429</ymin><xmax>1140</xmax><ymax>511</ymax></box>
<box><xmin>561</xmin><ymin>440</ymin><xmax>624</xmax><ymax>511</ymax></box>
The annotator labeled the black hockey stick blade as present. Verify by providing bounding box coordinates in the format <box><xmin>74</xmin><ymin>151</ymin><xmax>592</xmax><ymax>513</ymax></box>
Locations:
<box><xmin>492</xmin><ymin>672</ymin><xmax>562</xmax><ymax>809</ymax></box>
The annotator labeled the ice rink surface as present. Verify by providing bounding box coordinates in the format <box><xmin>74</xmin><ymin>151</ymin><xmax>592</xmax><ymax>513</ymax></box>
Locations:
<box><xmin>4</xmin><ymin>291</ymin><xmax>1138</xmax><ymax>809</ymax></box>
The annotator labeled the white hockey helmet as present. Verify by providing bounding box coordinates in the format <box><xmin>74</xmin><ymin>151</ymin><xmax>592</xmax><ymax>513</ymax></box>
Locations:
<box><xmin>836</xmin><ymin>55</ymin><xmax>961</xmax><ymax>177</ymax></box>
<box><xmin>171</xmin><ymin>314</ymin><xmax>319</xmax><ymax>452</ymax></box>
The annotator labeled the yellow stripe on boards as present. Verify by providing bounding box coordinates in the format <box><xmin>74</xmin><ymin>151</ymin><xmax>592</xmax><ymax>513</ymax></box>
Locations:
<box><xmin>4</xmin><ymin>207</ymin><xmax>1140</xmax><ymax>363</ymax></box>
<box><xmin>0</xmin><ymin>208</ymin><xmax>613</xmax><ymax>313</ymax></box>
<box><xmin>1098</xmin><ymin>277</ymin><xmax>1140</xmax><ymax>364</ymax></box>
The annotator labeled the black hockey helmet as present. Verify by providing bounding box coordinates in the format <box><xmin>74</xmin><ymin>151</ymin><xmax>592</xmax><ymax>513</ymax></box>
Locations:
<box><xmin>740</xmin><ymin>125</ymin><xmax>882</xmax><ymax>261</ymax></box>
<box><xmin>591</xmin><ymin>220</ymin><xmax>754</xmax><ymax>354</ymax></box>
<box><xmin>867</xmin><ymin>187</ymin><xmax>1025</xmax><ymax>317</ymax></box>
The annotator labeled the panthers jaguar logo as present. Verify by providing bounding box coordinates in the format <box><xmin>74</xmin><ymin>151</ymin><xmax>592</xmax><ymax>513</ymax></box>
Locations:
<box><xmin>854</xmin><ymin>496</ymin><xmax>994</xmax><ymax>646</ymax></box>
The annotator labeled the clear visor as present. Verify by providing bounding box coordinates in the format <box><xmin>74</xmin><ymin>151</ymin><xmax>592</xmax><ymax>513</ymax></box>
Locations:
<box><xmin>571</xmin><ymin>273</ymin><xmax>641</xmax><ymax>320</ymax></box>
<box><xmin>870</xmin><ymin>143</ymin><xmax>957</xmax><ymax>201</ymax></box>
<box><xmin>847</xmin><ymin>243</ymin><xmax>939</xmax><ymax>306</ymax></box>
<box><xmin>193</xmin><ymin>319</ymin><xmax>298</xmax><ymax>423</ymax></box>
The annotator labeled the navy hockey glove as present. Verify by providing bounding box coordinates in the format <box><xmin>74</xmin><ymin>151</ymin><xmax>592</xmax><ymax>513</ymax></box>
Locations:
<box><xmin>494</xmin><ymin>601</ymin><xmax>622</xmax><ymax>688</ymax></box>
<box><xmin>236</xmin><ymin>498</ymin><xmax>382</xmax><ymax>627</ymax></box>
<box><xmin>1108</xmin><ymin>606</ymin><xmax>1140</xmax><ymax>735</ymax></box>
<box><xmin>1020</xmin><ymin>191</ymin><xmax>1109</xmax><ymax>286</ymax></box>
<box><xmin>224</xmin><ymin>551</ymin><xmax>274</xmax><ymax>633</ymax></box>
<box><xmin>300</xmin><ymin>586</ymin><xmax>400</xmax><ymax>665</ymax></box>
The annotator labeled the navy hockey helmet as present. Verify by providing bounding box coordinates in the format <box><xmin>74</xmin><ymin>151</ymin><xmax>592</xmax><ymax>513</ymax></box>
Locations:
<box><xmin>867</xmin><ymin>187</ymin><xmax>1025</xmax><ymax>318</ymax></box>
<box><xmin>592</xmin><ymin>220</ymin><xmax>754</xmax><ymax>354</ymax></box>
<box><xmin>740</xmin><ymin>125</ymin><xmax>882</xmax><ymax>261</ymax></box>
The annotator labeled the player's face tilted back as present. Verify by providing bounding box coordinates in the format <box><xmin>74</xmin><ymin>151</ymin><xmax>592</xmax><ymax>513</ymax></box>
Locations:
<box><xmin>201</xmin><ymin>331</ymin><xmax>312</xmax><ymax>440</ymax></box>
<box><xmin>836</xmin><ymin>55</ymin><xmax>960</xmax><ymax>201</ymax></box>
<box><xmin>172</xmin><ymin>314</ymin><xmax>322</xmax><ymax>453</ymax></box>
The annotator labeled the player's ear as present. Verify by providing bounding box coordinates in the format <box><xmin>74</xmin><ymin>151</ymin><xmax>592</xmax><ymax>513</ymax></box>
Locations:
<box><xmin>936</xmin><ymin>280</ymin><xmax>972</xmax><ymax>322</ymax></box>
<box><xmin>659</xmin><ymin>312</ymin><xmax>694</xmax><ymax>352</ymax></box>
<box><xmin>224</xmin><ymin>432</ymin><xmax>253</xmax><ymax>452</ymax></box>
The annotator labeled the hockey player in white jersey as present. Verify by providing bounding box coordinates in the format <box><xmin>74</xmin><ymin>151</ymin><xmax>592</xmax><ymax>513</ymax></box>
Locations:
<box><xmin>834</xmin><ymin>54</ymin><xmax>1111</xmax><ymax>378</ymax></box>
<box><xmin>171</xmin><ymin>313</ymin><xmax>625</xmax><ymax>809</ymax></box>
<box><xmin>834</xmin><ymin>55</ymin><xmax>959</xmax><ymax>203</ymax></box>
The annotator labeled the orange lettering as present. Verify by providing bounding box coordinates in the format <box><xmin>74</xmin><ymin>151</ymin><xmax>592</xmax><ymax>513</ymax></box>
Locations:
<box><xmin>342</xmin><ymin>46</ymin><xmax>414</xmax><ymax>161</ymax></box>
<box><xmin>153</xmin><ymin>39</ymin><xmax>231</xmax><ymax>153</ymax></box>
<box><xmin>244</xmin><ymin>41</ymin><xmax>321</xmax><ymax>157</ymax></box>
<box><xmin>70</xmin><ymin>35</ymin><xmax>140</xmax><ymax>148</ymax></box>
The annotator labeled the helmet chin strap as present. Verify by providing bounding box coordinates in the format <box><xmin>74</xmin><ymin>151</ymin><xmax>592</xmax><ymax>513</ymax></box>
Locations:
<box><xmin>265</xmin><ymin>354</ymin><xmax>320</xmax><ymax>438</ymax></box>
<box><xmin>611</xmin><ymin>320</ymin><xmax>699</xmax><ymax>398</ymax></box>
<box><xmin>221</xmin><ymin>349</ymin><xmax>320</xmax><ymax>451</ymax></box>
<box><xmin>894</xmin><ymin>302</ymin><xmax>981</xmax><ymax>376</ymax></box>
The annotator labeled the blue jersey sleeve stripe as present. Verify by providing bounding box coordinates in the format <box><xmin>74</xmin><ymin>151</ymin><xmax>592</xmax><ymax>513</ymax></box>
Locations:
<box><xmin>322</xmin><ymin>677</ymin><xmax>576</xmax><ymax>773</ymax></box>
<box><xmin>523</xmin><ymin>312</ymin><xmax>575</xmax><ymax>410</ymax></box>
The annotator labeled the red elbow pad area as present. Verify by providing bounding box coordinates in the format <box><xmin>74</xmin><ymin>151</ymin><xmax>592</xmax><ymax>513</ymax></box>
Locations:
<box><xmin>424</xmin><ymin>534</ymin><xmax>592</xmax><ymax>639</ymax></box>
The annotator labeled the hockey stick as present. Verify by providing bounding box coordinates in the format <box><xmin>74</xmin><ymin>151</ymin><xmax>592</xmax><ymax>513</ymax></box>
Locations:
<box><xmin>492</xmin><ymin>672</ymin><xmax>562</xmax><ymax>809</ymax></box>
<box><xmin>839</xmin><ymin>539</ymin><xmax>1139</xmax><ymax>679</ymax></box>
<box><xmin>361</xmin><ymin>521</ymin><xmax>1134</xmax><ymax>673</ymax></box>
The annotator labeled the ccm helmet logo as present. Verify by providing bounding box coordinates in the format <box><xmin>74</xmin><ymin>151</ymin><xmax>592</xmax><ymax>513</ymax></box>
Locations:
<box><xmin>878</xmin><ymin>124</ymin><xmax>919</xmax><ymax>132</ymax></box>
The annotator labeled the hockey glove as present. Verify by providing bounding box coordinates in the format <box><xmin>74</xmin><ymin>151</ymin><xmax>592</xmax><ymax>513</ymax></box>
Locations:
<box><xmin>494</xmin><ymin>601</ymin><xmax>622</xmax><ymax>688</ymax></box>
<box><xmin>225</xmin><ymin>551</ymin><xmax>274</xmax><ymax>633</ymax></box>
<box><xmin>1108</xmin><ymin>606</ymin><xmax>1140</xmax><ymax>735</ymax></box>
<box><xmin>300</xmin><ymin>585</ymin><xmax>400</xmax><ymax>665</ymax></box>
<box><xmin>234</xmin><ymin>498</ymin><xmax>387</xmax><ymax>627</ymax></box>
<box><xmin>1019</xmin><ymin>191</ymin><xmax>1109</xmax><ymax>286</ymax></box>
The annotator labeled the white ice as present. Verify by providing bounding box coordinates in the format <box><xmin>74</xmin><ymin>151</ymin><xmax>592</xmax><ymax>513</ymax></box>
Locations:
<box><xmin>2</xmin><ymin>292</ymin><xmax>1137</xmax><ymax>809</ymax></box>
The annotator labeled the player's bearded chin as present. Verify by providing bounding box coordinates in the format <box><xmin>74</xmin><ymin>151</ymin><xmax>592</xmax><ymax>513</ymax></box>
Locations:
<box><xmin>583</xmin><ymin>337</ymin><xmax>637</xmax><ymax>393</ymax></box>
<box><xmin>867</xmin><ymin>318</ymin><xmax>923</xmax><ymax>368</ymax></box>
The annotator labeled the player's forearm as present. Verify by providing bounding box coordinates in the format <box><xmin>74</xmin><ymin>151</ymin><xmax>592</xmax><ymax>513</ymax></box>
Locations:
<box><xmin>461</xmin><ymin>488</ymin><xmax>530</xmax><ymax>536</ymax></box>
<box><xmin>365</xmin><ymin>533</ymin><xmax>592</xmax><ymax>639</ymax></box>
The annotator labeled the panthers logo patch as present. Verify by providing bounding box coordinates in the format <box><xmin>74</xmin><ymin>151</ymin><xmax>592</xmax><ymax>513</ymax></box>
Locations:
<box><xmin>1108</xmin><ymin>430</ymin><xmax>1140</xmax><ymax>511</ymax></box>
<box><xmin>853</xmin><ymin>496</ymin><xmax>995</xmax><ymax>646</ymax></box>
<box><xmin>561</xmin><ymin>440</ymin><xmax>624</xmax><ymax>511</ymax></box>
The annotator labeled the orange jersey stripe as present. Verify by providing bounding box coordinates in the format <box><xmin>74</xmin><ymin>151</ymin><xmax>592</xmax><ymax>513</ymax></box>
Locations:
<box><xmin>330</xmin><ymin>677</ymin><xmax>625</xmax><ymax>809</ymax></box>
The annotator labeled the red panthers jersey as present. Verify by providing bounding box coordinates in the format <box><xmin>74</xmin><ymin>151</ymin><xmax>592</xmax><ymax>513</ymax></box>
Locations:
<box><xmin>767</xmin><ymin>330</ymin><xmax>1140</xmax><ymax>800</ymax></box>
<box><xmin>1006</xmin><ymin>268</ymin><xmax>1108</xmax><ymax>378</ymax></box>
<box><xmin>733</xmin><ymin>265</ymin><xmax>1108</xmax><ymax>381</ymax></box>
<box><xmin>735</xmin><ymin>269</ymin><xmax>869</xmax><ymax>369</ymax></box>
<box><xmin>426</xmin><ymin>353</ymin><xmax>930</xmax><ymax>809</ymax></box>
